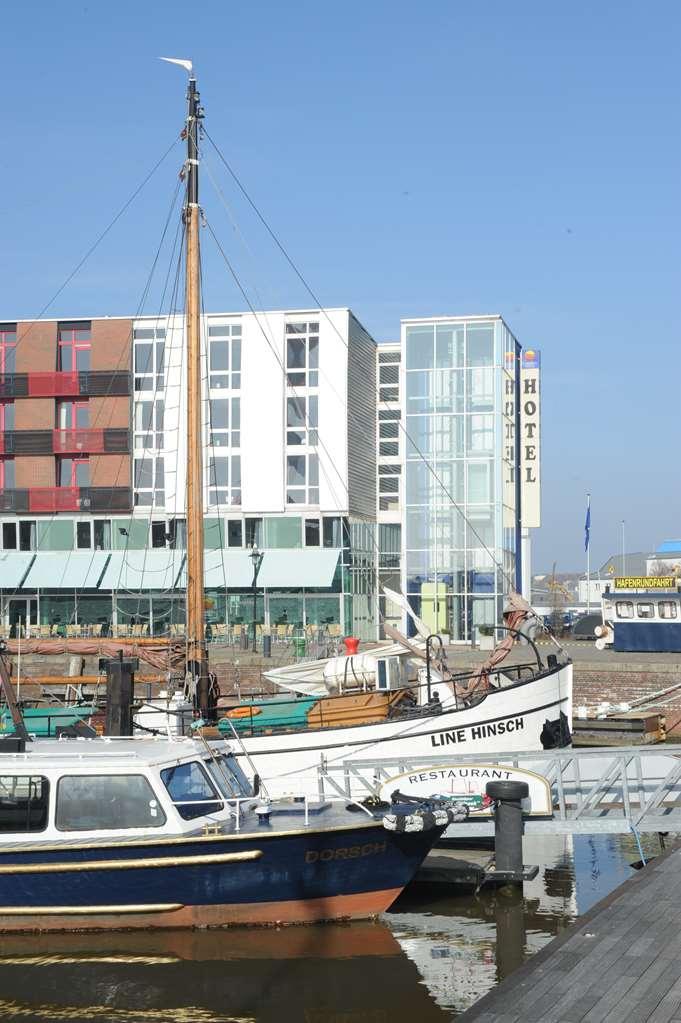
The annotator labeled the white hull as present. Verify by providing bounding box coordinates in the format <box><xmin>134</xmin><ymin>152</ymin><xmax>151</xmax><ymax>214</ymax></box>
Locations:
<box><xmin>236</xmin><ymin>663</ymin><xmax>573</xmax><ymax>798</ymax></box>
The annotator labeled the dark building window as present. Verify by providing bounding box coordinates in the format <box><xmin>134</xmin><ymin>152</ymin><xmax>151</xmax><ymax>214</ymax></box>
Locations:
<box><xmin>305</xmin><ymin>518</ymin><xmax>320</xmax><ymax>546</ymax></box>
<box><xmin>0</xmin><ymin>324</ymin><xmax>17</xmax><ymax>374</ymax></box>
<box><xmin>58</xmin><ymin>322</ymin><xmax>91</xmax><ymax>372</ymax></box>
<box><xmin>227</xmin><ymin>520</ymin><xmax>243</xmax><ymax>547</ymax></box>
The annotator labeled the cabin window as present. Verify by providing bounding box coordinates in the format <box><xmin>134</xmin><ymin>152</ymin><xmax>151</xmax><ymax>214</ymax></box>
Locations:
<box><xmin>637</xmin><ymin>603</ymin><xmax>654</xmax><ymax>619</ymax></box>
<box><xmin>659</xmin><ymin>601</ymin><xmax>678</xmax><ymax>619</ymax></box>
<box><xmin>160</xmin><ymin>761</ymin><xmax>223</xmax><ymax>820</ymax></box>
<box><xmin>204</xmin><ymin>754</ymin><xmax>252</xmax><ymax>799</ymax></box>
<box><xmin>0</xmin><ymin>776</ymin><xmax>49</xmax><ymax>833</ymax></box>
<box><xmin>615</xmin><ymin>601</ymin><xmax>634</xmax><ymax>619</ymax></box>
<box><xmin>56</xmin><ymin>774</ymin><xmax>166</xmax><ymax>831</ymax></box>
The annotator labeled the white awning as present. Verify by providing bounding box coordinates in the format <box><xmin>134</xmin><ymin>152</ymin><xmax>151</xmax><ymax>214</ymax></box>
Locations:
<box><xmin>21</xmin><ymin>551</ymin><xmax>112</xmax><ymax>590</ymax></box>
<box><xmin>7</xmin><ymin>547</ymin><xmax>341</xmax><ymax>592</ymax></box>
<box><xmin>0</xmin><ymin>553</ymin><xmax>36</xmax><ymax>589</ymax></box>
<box><xmin>204</xmin><ymin>548</ymin><xmax>341</xmax><ymax>589</ymax></box>
<box><xmin>99</xmin><ymin>551</ymin><xmax>186</xmax><ymax>591</ymax></box>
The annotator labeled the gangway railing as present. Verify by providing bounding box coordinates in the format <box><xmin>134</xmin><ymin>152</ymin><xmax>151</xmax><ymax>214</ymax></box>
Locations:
<box><xmin>316</xmin><ymin>745</ymin><xmax>681</xmax><ymax>836</ymax></box>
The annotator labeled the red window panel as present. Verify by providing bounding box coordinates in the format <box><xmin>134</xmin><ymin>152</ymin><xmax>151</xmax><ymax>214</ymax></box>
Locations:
<box><xmin>29</xmin><ymin>487</ymin><xmax>81</xmax><ymax>513</ymax></box>
<box><xmin>28</xmin><ymin>372</ymin><xmax>80</xmax><ymax>397</ymax></box>
<box><xmin>57</xmin><ymin>401</ymin><xmax>89</xmax><ymax>430</ymax></box>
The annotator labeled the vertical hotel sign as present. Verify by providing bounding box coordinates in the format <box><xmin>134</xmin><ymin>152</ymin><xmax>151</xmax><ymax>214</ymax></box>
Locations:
<box><xmin>520</xmin><ymin>349</ymin><xmax>541</xmax><ymax>528</ymax></box>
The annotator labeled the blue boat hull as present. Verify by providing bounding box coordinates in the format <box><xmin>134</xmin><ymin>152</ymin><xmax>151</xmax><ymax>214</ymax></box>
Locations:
<box><xmin>0</xmin><ymin>821</ymin><xmax>438</xmax><ymax>931</ymax></box>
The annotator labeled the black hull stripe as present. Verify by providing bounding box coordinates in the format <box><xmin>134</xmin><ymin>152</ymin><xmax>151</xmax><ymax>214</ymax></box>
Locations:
<box><xmin>237</xmin><ymin>695</ymin><xmax>570</xmax><ymax>759</ymax></box>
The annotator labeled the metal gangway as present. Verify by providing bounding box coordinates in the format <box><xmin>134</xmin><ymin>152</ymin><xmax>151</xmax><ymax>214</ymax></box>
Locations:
<box><xmin>317</xmin><ymin>745</ymin><xmax>681</xmax><ymax>837</ymax></box>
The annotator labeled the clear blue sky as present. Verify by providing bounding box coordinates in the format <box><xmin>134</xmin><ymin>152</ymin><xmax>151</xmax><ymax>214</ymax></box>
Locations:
<box><xmin>3</xmin><ymin>1</ymin><xmax>679</xmax><ymax>573</ymax></box>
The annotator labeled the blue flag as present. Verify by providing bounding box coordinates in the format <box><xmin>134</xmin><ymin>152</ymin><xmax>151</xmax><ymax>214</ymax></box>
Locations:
<box><xmin>584</xmin><ymin>498</ymin><xmax>591</xmax><ymax>552</ymax></box>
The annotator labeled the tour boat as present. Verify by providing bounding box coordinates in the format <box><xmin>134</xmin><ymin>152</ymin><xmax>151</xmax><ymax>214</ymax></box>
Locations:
<box><xmin>0</xmin><ymin>733</ymin><xmax>460</xmax><ymax>931</ymax></box>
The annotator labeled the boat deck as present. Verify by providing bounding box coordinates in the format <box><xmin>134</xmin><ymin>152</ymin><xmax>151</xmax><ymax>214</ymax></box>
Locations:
<box><xmin>460</xmin><ymin>842</ymin><xmax>681</xmax><ymax>1022</ymax></box>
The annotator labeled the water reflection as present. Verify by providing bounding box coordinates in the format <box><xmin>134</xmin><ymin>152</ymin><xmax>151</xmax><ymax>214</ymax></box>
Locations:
<box><xmin>0</xmin><ymin>833</ymin><xmax>665</xmax><ymax>1022</ymax></box>
<box><xmin>0</xmin><ymin>923</ymin><xmax>449</xmax><ymax>1023</ymax></box>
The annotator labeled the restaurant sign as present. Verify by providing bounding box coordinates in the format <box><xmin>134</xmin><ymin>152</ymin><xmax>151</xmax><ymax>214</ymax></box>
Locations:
<box><xmin>379</xmin><ymin>763</ymin><xmax>552</xmax><ymax>817</ymax></box>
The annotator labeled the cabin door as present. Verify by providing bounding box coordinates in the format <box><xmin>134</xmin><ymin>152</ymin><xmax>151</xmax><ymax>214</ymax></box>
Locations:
<box><xmin>7</xmin><ymin>598</ymin><xmax>37</xmax><ymax>638</ymax></box>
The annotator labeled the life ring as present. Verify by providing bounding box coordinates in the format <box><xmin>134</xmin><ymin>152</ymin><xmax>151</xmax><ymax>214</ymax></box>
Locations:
<box><xmin>226</xmin><ymin>705</ymin><xmax>261</xmax><ymax>719</ymax></box>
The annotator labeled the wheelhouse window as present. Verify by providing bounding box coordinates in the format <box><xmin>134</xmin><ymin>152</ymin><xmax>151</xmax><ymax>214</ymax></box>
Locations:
<box><xmin>616</xmin><ymin>601</ymin><xmax>634</xmax><ymax>619</ymax></box>
<box><xmin>0</xmin><ymin>775</ymin><xmax>49</xmax><ymax>833</ymax></box>
<box><xmin>659</xmin><ymin>601</ymin><xmax>678</xmax><ymax>620</ymax></box>
<box><xmin>161</xmin><ymin>761</ymin><xmax>223</xmax><ymax>820</ymax></box>
<box><xmin>637</xmin><ymin>602</ymin><xmax>654</xmax><ymax>619</ymax></box>
<box><xmin>0</xmin><ymin>324</ymin><xmax>17</xmax><ymax>374</ymax></box>
<box><xmin>56</xmin><ymin>774</ymin><xmax>166</xmax><ymax>831</ymax></box>
<box><xmin>58</xmin><ymin>322</ymin><xmax>91</xmax><ymax>372</ymax></box>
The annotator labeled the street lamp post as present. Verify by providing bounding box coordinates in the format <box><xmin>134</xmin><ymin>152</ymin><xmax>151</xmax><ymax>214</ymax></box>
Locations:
<box><xmin>249</xmin><ymin>544</ymin><xmax>264</xmax><ymax>653</ymax></box>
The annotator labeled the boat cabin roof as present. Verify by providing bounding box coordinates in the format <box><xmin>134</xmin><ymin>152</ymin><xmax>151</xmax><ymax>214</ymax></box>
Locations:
<box><xmin>0</xmin><ymin>736</ymin><xmax>231</xmax><ymax>770</ymax></box>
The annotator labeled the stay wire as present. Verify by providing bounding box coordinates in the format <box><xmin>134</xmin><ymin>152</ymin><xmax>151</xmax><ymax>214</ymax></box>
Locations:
<box><xmin>203</xmin><ymin>131</ymin><xmax>523</xmax><ymax>602</ymax></box>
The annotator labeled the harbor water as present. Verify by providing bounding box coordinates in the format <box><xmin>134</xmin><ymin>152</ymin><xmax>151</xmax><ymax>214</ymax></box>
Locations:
<box><xmin>0</xmin><ymin>832</ymin><xmax>666</xmax><ymax>1022</ymax></box>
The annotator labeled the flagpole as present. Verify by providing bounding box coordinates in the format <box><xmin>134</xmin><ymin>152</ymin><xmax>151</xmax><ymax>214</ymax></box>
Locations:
<box><xmin>621</xmin><ymin>519</ymin><xmax>626</xmax><ymax>576</ymax></box>
<box><xmin>586</xmin><ymin>492</ymin><xmax>591</xmax><ymax>613</ymax></box>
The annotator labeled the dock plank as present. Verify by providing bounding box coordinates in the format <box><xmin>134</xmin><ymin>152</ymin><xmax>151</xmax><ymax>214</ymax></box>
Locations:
<box><xmin>460</xmin><ymin>844</ymin><xmax>681</xmax><ymax>1023</ymax></box>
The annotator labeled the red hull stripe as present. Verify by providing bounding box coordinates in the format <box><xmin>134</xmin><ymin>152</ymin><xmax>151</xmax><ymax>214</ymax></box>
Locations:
<box><xmin>0</xmin><ymin>888</ymin><xmax>404</xmax><ymax>932</ymax></box>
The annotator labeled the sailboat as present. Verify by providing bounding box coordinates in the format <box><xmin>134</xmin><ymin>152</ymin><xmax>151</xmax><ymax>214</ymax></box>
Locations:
<box><xmin>0</xmin><ymin>62</ymin><xmax>461</xmax><ymax>932</ymax></box>
<box><xmin>216</xmin><ymin>591</ymin><xmax>573</xmax><ymax>799</ymax></box>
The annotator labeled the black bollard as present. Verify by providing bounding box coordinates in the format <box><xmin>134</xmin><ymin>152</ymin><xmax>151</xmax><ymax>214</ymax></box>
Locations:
<box><xmin>103</xmin><ymin>654</ymin><xmax>138</xmax><ymax>736</ymax></box>
<box><xmin>487</xmin><ymin>779</ymin><xmax>529</xmax><ymax>883</ymax></box>
<box><xmin>262</xmin><ymin>634</ymin><xmax>272</xmax><ymax>658</ymax></box>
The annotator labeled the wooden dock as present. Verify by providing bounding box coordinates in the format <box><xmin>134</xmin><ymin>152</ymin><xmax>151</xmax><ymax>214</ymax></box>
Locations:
<box><xmin>460</xmin><ymin>842</ymin><xmax>681</xmax><ymax>1022</ymax></box>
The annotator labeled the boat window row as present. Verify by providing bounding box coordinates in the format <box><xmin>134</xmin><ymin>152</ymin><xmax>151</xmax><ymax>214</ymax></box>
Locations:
<box><xmin>0</xmin><ymin>756</ymin><xmax>251</xmax><ymax>834</ymax></box>
<box><xmin>615</xmin><ymin>600</ymin><xmax>679</xmax><ymax>620</ymax></box>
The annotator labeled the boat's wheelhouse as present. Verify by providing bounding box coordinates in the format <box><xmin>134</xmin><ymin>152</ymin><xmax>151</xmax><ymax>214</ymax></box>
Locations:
<box><xmin>603</xmin><ymin>585</ymin><xmax>681</xmax><ymax>652</ymax></box>
<box><xmin>0</xmin><ymin>738</ymin><xmax>255</xmax><ymax>846</ymax></box>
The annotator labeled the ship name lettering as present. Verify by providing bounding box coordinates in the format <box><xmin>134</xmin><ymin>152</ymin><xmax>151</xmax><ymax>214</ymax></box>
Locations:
<box><xmin>305</xmin><ymin>842</ymin><xmax>387</xmax><ymax>864</ymax></box>
<box><xmin>470</xmin><ymin>716</ymin><xmax>524</xmax><ymax>740</ymax></box>
<box><xmin>429</xmin><ymin>728</ymin><xmax>467</xmax><ymax>748</ymax></box>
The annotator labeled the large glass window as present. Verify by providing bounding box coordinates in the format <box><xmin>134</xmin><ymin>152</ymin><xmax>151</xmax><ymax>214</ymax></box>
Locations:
<box><xmin>133</xmin><ymin>327</ymin><xmax>165</xmax><ymax>392</ymax></box>
<box><xmin>209</xmin><ymin>397</ymin><xmax>240</xmax><ymax>448</ymax></box>
<box><xmin>134</xmin><ymin>456</ymin><xmax>165</xmax><ymax>507</ymax></box>
<box><xmin>227</xmin><ymin>519</ymin><xmax>243</xmax><ymax>547</ymax></box>
<box><xmin>466</xmin><ymin>324</ymin><xmax>494</xmax><ymax>366</ymax></box>
<box><xmin>286</xmin><ymin>453</ymin><xmax>319</xmax><ymax>505</ymax></box>
<box><xmin>659</xmin><ymin>601</ymin><xmax>678</xmax><ymax>620</ymax></box>
<box><xmin>2</xmin><ymin>522</ymin><xmax>17</xmax><ymax>549</ymax></box>
<box><xmin>208</xmin><ymin>455</ymin><xmax>241</xmax><ymax>506</ymax></box>
<box><xmin>285</xmin><ymin>322</ymin><xmax>319</xmax><ymax>387</ymax></box>
<box><xmin>245</xmin><ymin>517</ymin><xmax>262</xmax><ymax>547</ymax></box>
<box><xmin>58</xmin><ymin>322</ymin><xmax>91</xmax><ymax>372</ymax></box>
<box><xmin>161</xmin><ymin>761</ymin><xmax>223</xmax><ymax>821</ymax></box>
<box><xmin>208</xmin><ymin>322</ymin><xmax>241</xmax><ymax>390</ymax></box>
<box><xmin>56</xmin><ymin>774</ymin><xmax>166</xmax><ymax>831</ymax></box>
<box><xmin>286</xmin><ymin>395</ymin><xmax>318</xmax><ymax>446</ymax></box>
<box><xmin>134</xmin><ymin>400</ymin><xmax>164</xmax><ymax>449</ymax></box>
<box><xmin>0</xmin><ymin>776</ymin><xmax>49</xmax><ymax>833</ymax></box>
<box><xmin>405</xmin><ymin>325</ymin><xmax>434</xmax><ymax>370</ymax></box>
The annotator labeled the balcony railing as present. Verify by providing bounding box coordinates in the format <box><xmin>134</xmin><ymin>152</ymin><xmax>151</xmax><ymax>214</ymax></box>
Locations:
<box><xmin>0</xmin><ymin>429</ymin><xmax>129</xmax><ymax>456</ymax></box>
<box><xmin>0</xmin><ymin>371</ymin><xmax>130</xmax><ymax>399</ymax></box>
<box><xmin>0</xmin><ymin>487</ymin><xmax>133</xmax><ymax>514</ymax></box>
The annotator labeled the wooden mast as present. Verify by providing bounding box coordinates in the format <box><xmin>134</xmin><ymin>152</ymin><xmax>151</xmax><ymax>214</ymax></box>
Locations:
<box><xmin>183</xmin><ymin>72</ymin><xmax>210</xmax><ymax>714</ymax></box>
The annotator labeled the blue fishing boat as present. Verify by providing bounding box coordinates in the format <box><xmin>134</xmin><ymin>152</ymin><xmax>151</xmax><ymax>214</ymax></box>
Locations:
<box><xmin>0</xmin><ymin>734</ymin><xmax>459</xmax><ymax>931</ymax></box>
